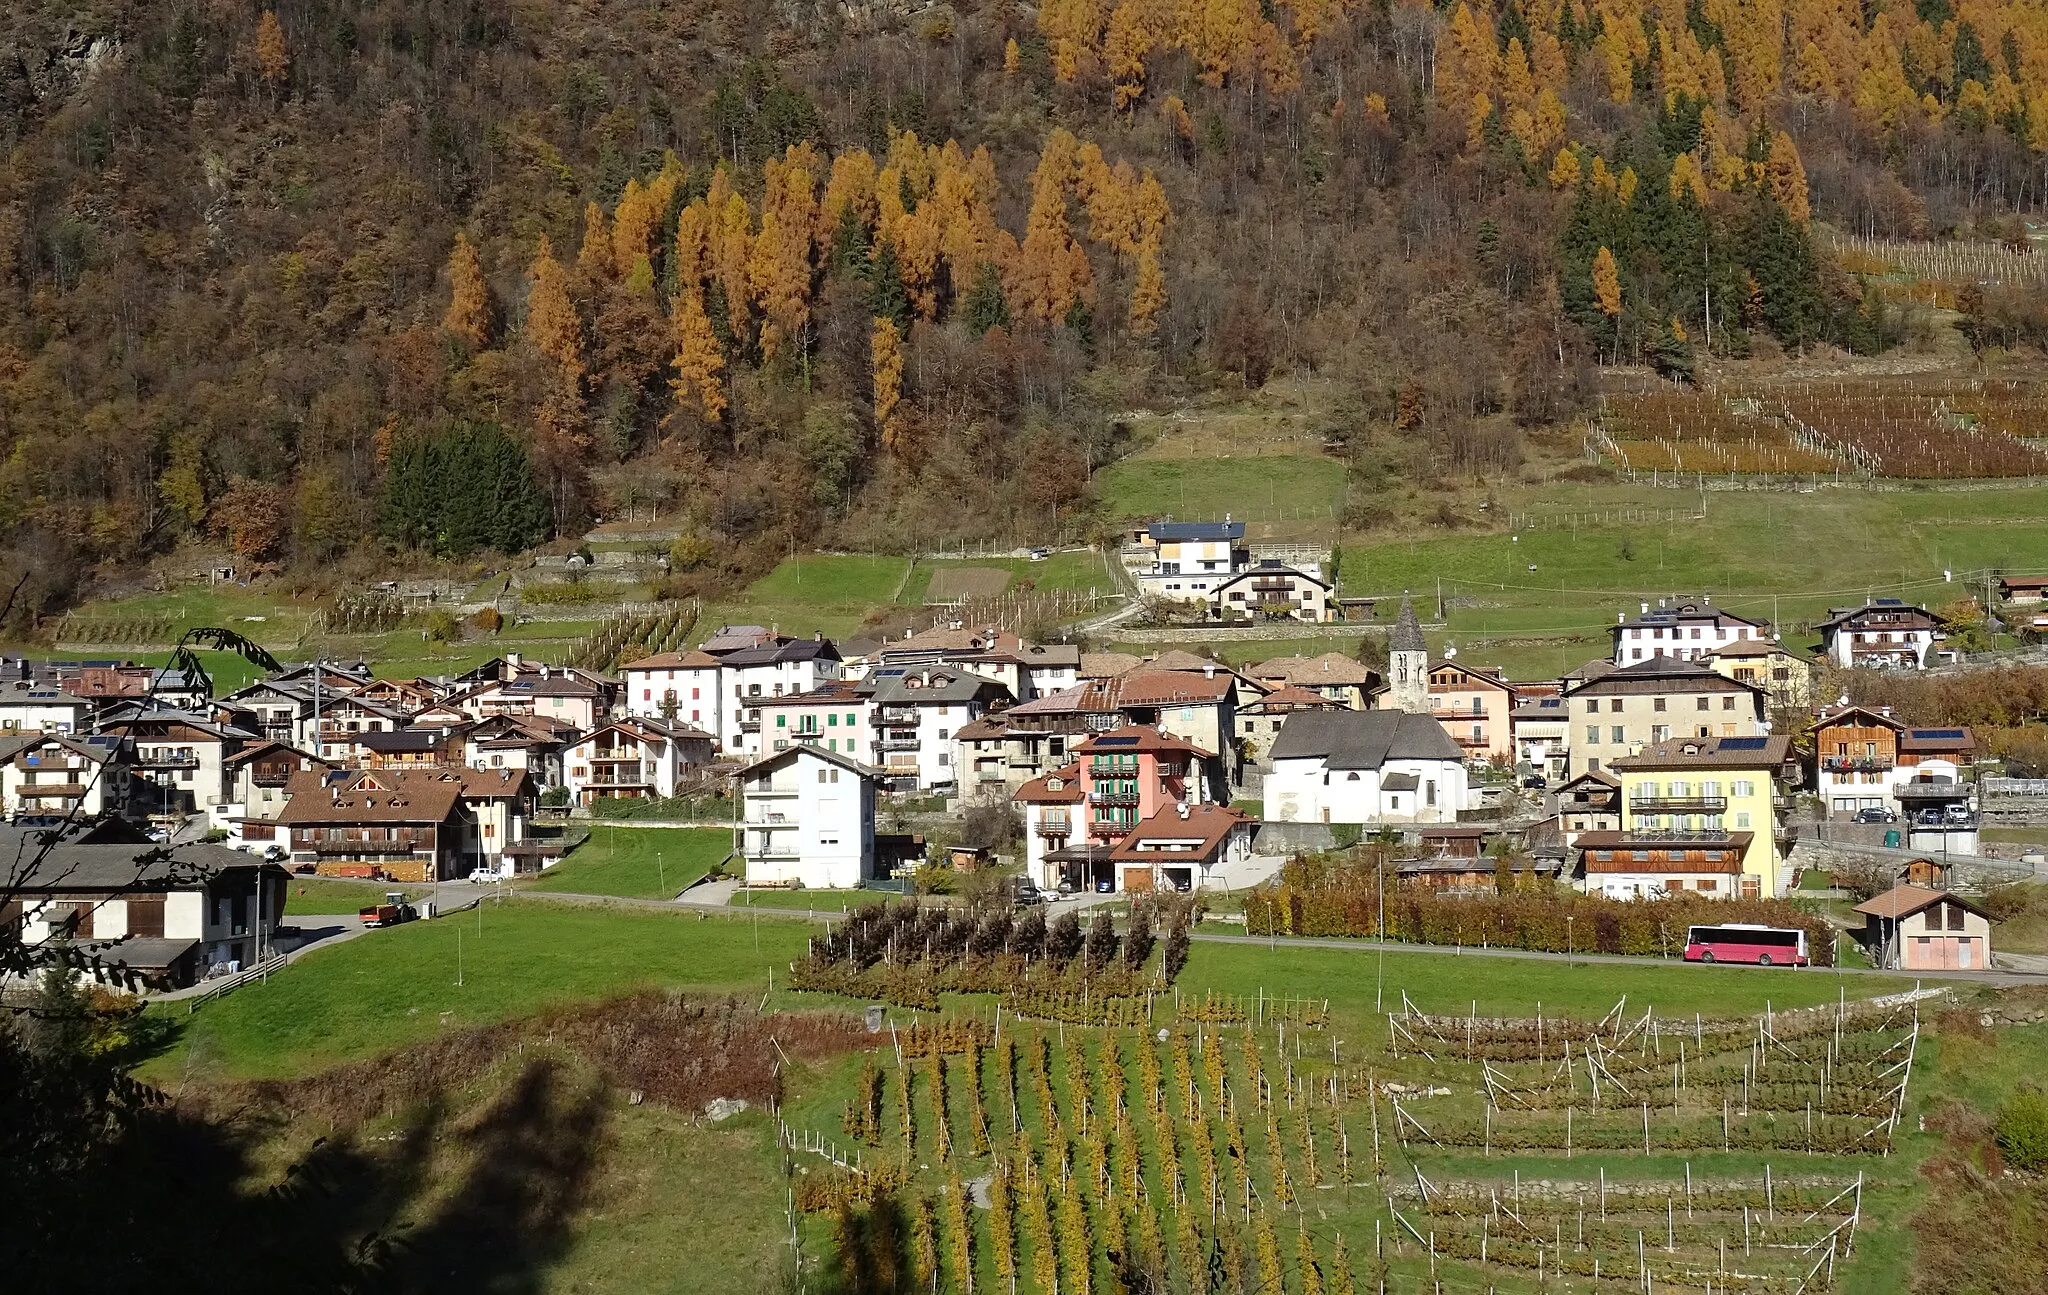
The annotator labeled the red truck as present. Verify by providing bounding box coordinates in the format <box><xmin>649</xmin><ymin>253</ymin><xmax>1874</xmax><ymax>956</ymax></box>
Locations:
<box><xmin>358</xmin><ymin>892</ymin><xmax>418</xmax><ymax>928</ymax></box>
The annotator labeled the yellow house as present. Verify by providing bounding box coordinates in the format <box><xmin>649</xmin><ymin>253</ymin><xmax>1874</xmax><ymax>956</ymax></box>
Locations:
<box><xmin>1608</xmin><ymin>734</ymin><xmax>1792</xmax><ymax>899</ymax></box>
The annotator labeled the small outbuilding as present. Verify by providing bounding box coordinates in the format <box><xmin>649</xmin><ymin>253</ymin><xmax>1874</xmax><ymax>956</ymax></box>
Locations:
<box><xmin>1854</xmin><ymin>884</ymin><xmax>1995</xmax><ymax>971</ymax></box>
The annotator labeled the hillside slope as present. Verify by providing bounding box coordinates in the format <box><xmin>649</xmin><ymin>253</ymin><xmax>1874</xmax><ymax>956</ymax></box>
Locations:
<box><xmin>2</xmin><ymin>0</ymin><xmax>2041</xmax><ymax>622</ymax></box>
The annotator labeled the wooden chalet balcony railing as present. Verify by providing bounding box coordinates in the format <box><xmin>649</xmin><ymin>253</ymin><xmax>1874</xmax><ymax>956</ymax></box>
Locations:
<box><xmin>1036</xmin><ymin>814</ymin><xmax>1072</xmax><ymax>837</ymax></box>
<box><xmin>1821</xmin><ymin>755</ymin><xmax>1894</xmax><ymax>772</ymax></box>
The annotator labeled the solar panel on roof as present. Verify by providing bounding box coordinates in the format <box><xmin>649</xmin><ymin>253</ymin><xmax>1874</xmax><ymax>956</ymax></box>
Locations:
<box><xmin>1915</xmin><ymin>729</ymin><xmax>1966</xmax><ymax>739</ymax></box>
<box><xmin>1718</xmin><ymin>737</ymin><xmax>1769</xmax><ymax>750</ymax></box>
<box><xmin>1093</xmin><ymin>736</ymin><xmax>1141</xmax><ymax>746</ymax></box>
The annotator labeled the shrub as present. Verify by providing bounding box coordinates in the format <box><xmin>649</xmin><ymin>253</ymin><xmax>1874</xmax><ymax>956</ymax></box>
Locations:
<box><xmin>539</xmin><ymin>787</ymin><xmax>570</xmax><ymax>808</ymax></box>
<box><xmin>423</xmin><ymin>609</ymin><xmax>460</xmax><ymax>642</ymax></box>
<box><xmin>1996</xmin><ymin>1091</ymin><xmax>2048</xmax><ymax>1171</ymax></box>
<box><xmin>468</xmin><ymin>606</ymin><xmax>503</xmax><ymax>634</ymax></box>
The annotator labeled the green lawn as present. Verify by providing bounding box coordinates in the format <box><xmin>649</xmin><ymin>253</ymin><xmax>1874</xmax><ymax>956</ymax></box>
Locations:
<box><xmin>1176</xmin><ymin>938</ymin><xmax>1910</xmax><ymax>1035</ymax></box>
<box><xmin>898</xmin><ymin>550</ymin><xmax>1115</xmax><ymax>603</ymax></box>
<box><xmin>1324</xmin><ymin>480</ymin><xmax>2048</xmax><ymax>678</ymax></box>
<box><xmin>1094</xmin><ymin>452</ymin><xmax>1347</xmax><ymax>523</ymax></box>
<box><xmin>282</xmin><ymin>878</ymin><xmax>429</xmax><ymax>916</ymax></box>
<box><xmin>698</xmin><ymin>554</ymin><xmax>914</xmax><ymax>640</ymax></box>
<box><xmin>732</xmin><ymin>887</ymin><xmax>879</xmax><ymax>913</ymax></box>
<box><xmin>526</xmin><ymin>826</ymin><xmax>733</xmax><ymax>899</ymax></box>
<box><xmin>151</xmin><ymin>899</ymin><xmax>813</xmax><ymax>1082</ymax></box>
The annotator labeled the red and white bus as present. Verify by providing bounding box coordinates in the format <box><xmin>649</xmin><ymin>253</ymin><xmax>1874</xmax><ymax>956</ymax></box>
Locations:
<box><xmin>1683</xmin><ymin>924</ymin><xmax>1809</xmax><ymax>967</ymax></box>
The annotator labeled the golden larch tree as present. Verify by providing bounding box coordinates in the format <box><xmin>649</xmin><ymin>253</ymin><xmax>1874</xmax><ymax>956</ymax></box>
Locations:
<box><xmin>1012</xmin><ymin>132</ymin><xmax>1094</xmax><ymax>324</ymax></box>
<box><xmin>524</xmin><ymin>235</ymin><xmax>584</xmax><ymax>388</ymax></box>
<box><xmin>254</xmin><ymin>10</ymin><xmax>290</xmax><ymax>87</ymax></box>
<box><xmin>1592</xmin><ymin>245</ymin><xmax>1623</xmax><ymax>318</ymax></box>
<box><xmin>1005</xmin><ymin>38</ymin><xmax>1022</xmax><ymax>74</ymax></box>
<box><xmin>1130</xmin><ymin>237</ymin><xmax>1167</xmax><ymax>336</ymax></box>
<box><xmin>670</xmin><ymin>289</ymin><xmax>727</xmax><ymax>423</ymax></box>
<box><xmin>443</xmin><ymin>232</ymin><xmax>494</xmax><ymax>348</ymax></box>
<box><xmin>1435</xmin><ymin>3</ymin><xmax>1497</xmax><ymax>110</ymax></box>
<box><xmin>577</xmin><ymin>202</ymin><xmax>614</xmax><ymax>278</ymax></box>
<box><xmin>872</xmin><ymin>316</ymin><xmax>907</xmax><ymax>450</ymax></box>
<box><xmin>1767</xmin><ymin>130</ymin><xmax>1811</xmax><ymax>222</ymax></box>
<box><xmin>1549</xmin><ymin>145</ymin><xmax>1583</xmax><ymax>189</ymax></box>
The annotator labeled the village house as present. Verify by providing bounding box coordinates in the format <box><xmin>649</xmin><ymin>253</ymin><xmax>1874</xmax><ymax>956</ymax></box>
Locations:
<box><xmin>1130</xmin><ymin>519</ymin><xmax>1251</xmax><ymax>602</ymax></box>
<box><xmin>1574</xmin><ymin>830</ymin><xmax>1756</xmax><ymax>901</ymax></box>
<box><xmin>455</xmin><ymin>667</ymin><xmax>611</xmax><ymax>731</ymax></box>
<box><xmin>1265</xmin><ymin>709</ymin><xmax>1470</xmax><ymax>825</ymax></box>
<box><xmin>303</xmin><ymin>692</ymin><xmax>411</xmax><ymax>765</ymax></box>
<box><xmin>357</xmin><ymin>725</ymin><xmax>468</xmax><ymax>771</ymax></box>
<box><xmin>871</xmin><ymin>625</ymin><xmax>1081</xmax><ymax>701</ymax></box>
<box><xmin>1208</xmin><ymin>561</ymin><xmax>1336</xmax><ymax>623</ymax></box>
<box><xmin>1815</xmin><ymin>599</ymin><xmax>1950</xmax><ymax>670</ymax></box>
<box><xmin>1807</xmin><ymin>703</ymin><xmax>1976</xmax><ymax>821</ymax></box>
<box><xmin>864</xmin><ymin>666</ymin><xmax>1012</xmax><ymax>793</ymax></box>
<box><xmin>1246</xmin><ymin>653</ymin><xmax>1376</xmax><ymax>709</ymax></box>
<box><xmin>1014</xmin><ymin>761</ymin><xmax>1085</xmax><ymax>887</ymax></box>
<box><xmin>1402</xmin><ymin>657</ymin><xmax>1517</xmax><ymax>765</ymax></box>
<box><xmin>619</xmin><ymin>648</ymin><xmax>725</xmax><ymax>735</ymax></box>
<box><xmin>752</xmin><ymin>681</ymin><xmax>873</xmax><ymax>760</ymax></box>
<box><xmin>100</xmin><ymin>710</ymin><xmax>256</xmax><ymax>817</ymax></box>
<box><xmin>1607</xmin><ymin>733</ymin><xmax>1794</xmax><ymax>899</ymax></box>
<box><xmin>1236</xmin><ymin>686</ymin><xmax>1343</xmax><ymax>766</ymax></box>
<box><xmin>562</xmin><ymin>718</ymin><xmax>716</xmax><ymax>806</ymax></box>
<box><xmin>1609</xmin><ymin>599</ymin><xmax>1769</xmax><ymax>664</ymax></box>
<box><xmin>1562</xmin><ymin>656</ymin><xmax>1767</xmax><ymax>772</ymax></box>
<box><xmin>1</xmin><ymin>823</ymin><xmax>290</xmax><ymax>987</ymax></box>
<box><xmin>462</xmin><ymin>712</ymin><xmax>577</xmax><ymax>786</ymax></box>
<box><xmin>275</xmin><ymin>768</ymin><xmax>468</xmax><ymax>882</ymax></box>
<box><xmin>1703</xmin><ymin>639</ymin><xmax>1816</xmax><ymax>710</ymax></box>
<box><xmin>1509</xmin><ymin>691</ymin><xmax>1572</xmax><ymax>782</ymax></box>
<box><xmin>0</xmin><ymin>733</ymin><xmax>129</xmax><ymax>820</ymax></box>
<box><xmin>0</xmin><ymin>678</ymin><xmax>91</xmax><ymax>734</ymax></box>
<box><xmin>952</xmin><ymin>697</ymin><xmax>1100</xmax><ymax>802</ymax></box>
<box><xmin>219</xmin><ymin>679</ymin><xmax>315</xmax><ymax>747</ymax></box>
<box><xmin>738</xmin><ymin>745</ymin><xmax>878</xmax><ymax>890</ymax></box>
<box><xmin>1107</xmin><ymin>803</ymin><xmax>1254</xmax><ymax>894</ymax></box>
<box><xmin>718</xmin><ymin>637</ymin><xmax>845</xmax><ymax>751</ymax></box>
<box><xmin>348</xmin><ymin>677</ymin><xmax>443</xmax><ymax>713</ymax></box>
<box><xmin>1856</xmin><ymin>884</ymin><xmax>1994</xmax><ymax>970</ymax></box>
<box><xmin>1998</xmin><ymin>575</ymin><xmax>2048</xmax><ymax>605</ymax></box>
<box><xmin>1090</xmin><ymin>670</ymin><xmax>1240</xmax><ymax>777</ymax></box>
<box><xmin>1554</xmin><ymin>769</ymin><xmax>1623</xmax><ymax>843</ymax></box>
<box><xmin>217</xmin><ymin>741</ymin><xmax>333</xmax><ymax>849</ymax></box>
<box><xmin>1011</xmin><ymin>726</ymin><xmax>1219</xmax><ymax>892</ymax></box>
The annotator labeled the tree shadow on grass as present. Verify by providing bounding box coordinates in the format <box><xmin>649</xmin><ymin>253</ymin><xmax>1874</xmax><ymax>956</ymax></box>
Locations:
<box><xmin>6</xmin><ymin>1055</ymin><xmax>607</xmax><ymax>1294</ymax></box>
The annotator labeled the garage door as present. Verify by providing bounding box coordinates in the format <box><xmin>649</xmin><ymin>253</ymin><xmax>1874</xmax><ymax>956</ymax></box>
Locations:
<box><xmin>1121</xmin><ymin>866</ymin><xmax>1154</xmax><ymax>894</ymax></box>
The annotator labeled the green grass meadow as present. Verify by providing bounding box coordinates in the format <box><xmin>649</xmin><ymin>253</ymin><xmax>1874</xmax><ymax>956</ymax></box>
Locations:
<box><xmin>151</xmin><ymin>900</ymin><xmax>812</xmax><ymax>1083</ymax></box>
<box><xmin>526</xmin><ymin>825</ymin><xmax>734</xmax><ymax>899</ymax></box>
<box><xmin>1094</xmin><ymin>452</ymin><xmax>1347</xmax><ymax>524</ymax></box>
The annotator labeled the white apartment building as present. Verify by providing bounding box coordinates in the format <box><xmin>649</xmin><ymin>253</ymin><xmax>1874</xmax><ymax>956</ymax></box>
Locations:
<box><xmin>619</xmin><ymin>649</ymin><xmax>725</xmax><ymax>734</ymax></box>
<box><xmin>1610</xmin><ymin>600</ymin><xmax>1768</xmax><ymax>664</ymax></box>
<box><xmin>1132</xmin><ymin>519</ymin><xmax>1250</xmax><ymax>601</ymax></box>
<box><xmin>739</xmin><ymin>745</ymin><xmax>878</xmax><ymax>889</ymax></box>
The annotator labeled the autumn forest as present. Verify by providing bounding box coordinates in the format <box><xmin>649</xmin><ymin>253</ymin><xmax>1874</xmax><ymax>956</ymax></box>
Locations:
<box><xmin>2</xmin><ymin>0</ymin><xmax>2046</xmax><ymax>622</ymax></box>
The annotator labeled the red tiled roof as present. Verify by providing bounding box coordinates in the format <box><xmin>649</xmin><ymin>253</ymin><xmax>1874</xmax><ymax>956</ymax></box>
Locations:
<box><xmin>620</xmin><ymin>650</ymin><xmax>721</xmax><ymax>670</ymax></box>
<box><xmin>1014</xmin><ymin>762</ymin><xmax>1085</xmax><ymax>804</ymax></box>
<box><xmin>1108</xmin><ymin>804</ymin><xmax>1250</xmax><ymax>863</ymax></box>
<box><xmin>1853</xmin><ymin>883</ymin><xmax>1991</xmax><ymax>922</ymax></box>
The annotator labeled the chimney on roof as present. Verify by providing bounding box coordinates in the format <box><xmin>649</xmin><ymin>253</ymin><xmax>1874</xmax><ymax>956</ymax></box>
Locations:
<box><xmin>1177</xmin><ymin>801</ymin><xmax>1189</xmax><ymax>819</ymax></box>
<box><xmin>1641</xmin><ymin>602</ymin><xmax>1649</xmax><ymax>615</ymax></box>
<box><xmin>1880</xmin><ymin>705</ymin><xmax>1891</xmax><ymax>718</ymax></box>
<box><xmin>1204</xmin><ymin>663</ymin><xmax>1215</xmax><ymax>679</ymax></box>
<box><xmin>507</xmin><ymin>652</ymin><xmax>522</xmax><ymax>669</ymax></box>
<box><xmin>814</xmin><ymin>630</ymin><xmax>823</xmax><ymax>642</ymax></box>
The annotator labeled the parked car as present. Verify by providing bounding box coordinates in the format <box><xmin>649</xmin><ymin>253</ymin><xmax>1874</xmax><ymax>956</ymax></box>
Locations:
<box><xmin>1942</xmin><ymin>803</ymin><xmax>1975</xmax><ymax>823</ymax></box>
<box><xmin>1522</xmin><ymin>775</ymin><xmax>1547</xmax><ymax>790</ymax></box>
<box><xmin>1852</xmin><ymin>807</ymin><xmax>1895</xmax><ymax>824</ymax></box>
<box><xmin>1009</xmin><ymin>877</ymin><xmax>1045</xmax><ymax>906</ymax></box>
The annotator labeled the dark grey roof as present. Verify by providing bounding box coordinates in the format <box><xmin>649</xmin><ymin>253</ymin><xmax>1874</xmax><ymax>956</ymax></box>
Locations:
<box><xmin>1390</xmin><ymin>595</ymin><xmax>1427</xmax><ymax>654</ymax></box>
<box><xmin>1150</xmin><ymin>520</ymin><xmax>1245</xmax><ymax>542</ymax></box>
<box><xmin>0</xmin><ymin>836</ymin><xmax>284</xmax><ymax>893</ymax></box>
<box><xmin>97</xmin><ymin>937</ymin><xmax>201</xmax><ymax>971</ymax></box>
<box><xmin>720</xmin><ymin>639</ymin><xmax>843</xmax><ymax>667</ymax></box>
<box><xmin>866</xmin><ymin>670</ymin><xmax>1012</xmax><ymax>706</ymax></box>
<box><xmin>739</xmin><ymin>743</ymin><xmax>880</xmax><ymax>780</ymax></box>
<box><xmin>1268</xmin><ymin>709</ymin><xmax>1463</xmax><ymax>768</ymax></box>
